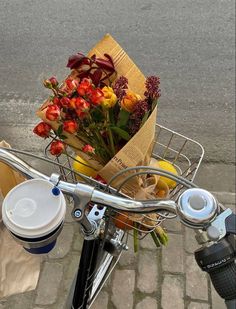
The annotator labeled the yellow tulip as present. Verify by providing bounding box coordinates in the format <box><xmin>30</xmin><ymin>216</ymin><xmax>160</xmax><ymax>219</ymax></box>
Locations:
<box><xmin>101</xmin><ymin>86</ymin><xmax>117</xmax><ymax>108</ymax></box>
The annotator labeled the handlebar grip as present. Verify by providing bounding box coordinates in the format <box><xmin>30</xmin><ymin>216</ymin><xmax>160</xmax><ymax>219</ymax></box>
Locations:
<box><xmin>209</xmin><ymin>260</ymin><xmax>236</xmax><ymax>301</ymax></box>
<box><xmin>195</xmin><ymin>236</ymin><xmax>236</xmax><ymax>303</ymax></box>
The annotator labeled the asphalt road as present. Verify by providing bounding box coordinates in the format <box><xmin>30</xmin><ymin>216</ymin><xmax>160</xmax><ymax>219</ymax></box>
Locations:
<box><xmin>0</xmin><ymin>0</ymin><xmax>235</xmax><ymax>187</ymax></box>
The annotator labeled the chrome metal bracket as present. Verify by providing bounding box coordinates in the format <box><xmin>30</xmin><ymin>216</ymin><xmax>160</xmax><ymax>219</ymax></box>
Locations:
<box><xmin>88</xmin><ymin>204</ymin><xmax>106</xmax><ymax>222</ymax></box>
<box><xmin>71</xmin><ymin>183</ymin><xmax>94</xmax><ymax>221</ymax></box>
<box><xmin>50</xmin><ymin>173</ymin><xmax>61</xmax><ymax>186</ymax></box>
<box><xmin>207</xmin><ymin>208</ymin><xmax>233</xmax><ymax>241</ymax></box>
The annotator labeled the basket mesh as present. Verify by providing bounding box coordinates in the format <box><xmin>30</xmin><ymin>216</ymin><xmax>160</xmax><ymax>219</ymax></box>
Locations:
<box><xmin>45</xmin><ymin>124</ymin><xmax>204</xmax><ymax>235</ymax></box>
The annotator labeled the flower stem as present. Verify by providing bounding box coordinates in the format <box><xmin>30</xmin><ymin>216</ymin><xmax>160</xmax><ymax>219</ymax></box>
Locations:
<box><xmin>150</xmin><ymin>230</ymin><xmax>161</xmax><ymax>248</ymax></box>
<box><xmin>106</xmin><ymin>110</ymin><xmax>116</xmax><ymax>156</ymax></box>
<box><xmin>94</xmin><ymin>130</ymin><xmax>111</xmax><ymax>158</ymax></box>
<box><xmin>75</xmin><ymin>132</ymin><xmax>92</xmax><ymax>145</ymax></box>
<box><xmin>87</xmin><ymin>113</ymin><xmax>111</xmax><ymax>162</ymax></box>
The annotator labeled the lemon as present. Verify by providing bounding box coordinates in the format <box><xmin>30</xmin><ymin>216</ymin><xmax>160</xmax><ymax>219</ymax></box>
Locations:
<box><xmin>158</xmin><ymin>160</ymin><xmax>178</xmax><ymax>189</ymax></box>
<box><xmin>73</xmin><ymin>155</ymin><xmax>97</xmax><ymax>179</ymax></box>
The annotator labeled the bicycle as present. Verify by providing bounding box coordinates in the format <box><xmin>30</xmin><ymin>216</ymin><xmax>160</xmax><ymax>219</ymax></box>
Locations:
<box><xmin>0</xmin><ymin>124</ymin><xmax>235</xmax><ymax>309</ymax></box>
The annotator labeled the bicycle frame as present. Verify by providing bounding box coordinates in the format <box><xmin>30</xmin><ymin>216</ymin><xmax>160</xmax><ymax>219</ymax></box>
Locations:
<box><xmin>72</xmin><ymin>239</ymin><xmax>100</xmax><ymax>308</ymax></box>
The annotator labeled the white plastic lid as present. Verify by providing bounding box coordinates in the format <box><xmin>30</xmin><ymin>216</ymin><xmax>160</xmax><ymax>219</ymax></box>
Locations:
<box><xmin>2</xmin><ymin>179</ymin><xmax>66</xmax><ymax>238</ymax></box>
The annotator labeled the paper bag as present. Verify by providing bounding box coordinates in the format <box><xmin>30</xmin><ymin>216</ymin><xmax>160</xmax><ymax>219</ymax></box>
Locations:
<box><xmin>99</xmin><ymin>107</ymin><xmax>156</xmax><ymax>196</ymax></box>
<box><xmin>0</xmin><ymin>141</ymin><xmax>25</xmax><ymax>196</ymax></box>
<box><xmin>37</xmin><ymin>34</ymin><xmax>157</xmax><ymax>196</ymax></box>
<box><xmin>0</xmin><ymin>141</ymin><xmax>41</xmax><ymax>299</ymax></box>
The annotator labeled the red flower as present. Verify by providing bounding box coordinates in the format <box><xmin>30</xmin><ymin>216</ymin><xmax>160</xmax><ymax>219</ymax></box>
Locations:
<box><xmin>73</xmin><ymin>97</ymin><xmax>90</xmax><ymax>118</ymax></box>
<box><xmin>33</xmin><ymin>122</ymin><xmax>52</xmax><ymax>138</ymax></box>
<box><xmin>89</xmin><ymin>88</ymin><xmax>104</xmax><ymax>105</ymax></box>
<box><xmin>53</xmin><ymin>96</ymin><xmax>61</xmax><ymax>106</ymax></box>
<box><xmin>45</xmin><ymin>105</ymin><xmax>61</xmax><ymax>121</ymax></box>
<box><xmin>63</xmin><ymin>120</ymin><xmax>78</xmax><ymax>134</ymax></box>
<box><xmin>43</xmin><ymin>76</ymin><xmax>58</xmax><ymax>89</ymax></box>
<box><xmin>77</xmin><ymin>78</ymin><xmax>93</xmax><ymax>96</ymax></box>
<box><xmin>49</xmin><ymin>140</ymin><xmax>66</xmax><ymax>156</ymax></box>
<box><xmin>74</xmin><ymin>97</ymin><xmax>89</xmax><ymax>108</ymax></box>
<box><xmin>69</xmin><ymin>98</ymin><xmax>77</xmax><ymax>109</ymax></box>
<box><xmin>65</xmin><ymin>78</ymin><xmax>79</xmax><ymax>91</ymax></box>
<box><xmin>49</xmin><ymin>76</ymin><xmax>59</xmax><ymax>87</ymax></box>
<box><xmin>60</xmin><ymin>97</ymin><xmax>71</xmax><ymax>108</ymax></box>
<box><xmin>82</xmin><ymin>144</ymin><xmax>95</xmax><ymax>154</ymax></box>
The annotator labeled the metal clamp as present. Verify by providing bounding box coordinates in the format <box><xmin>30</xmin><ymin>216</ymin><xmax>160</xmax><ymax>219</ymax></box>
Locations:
<box><xmin>207</xmin><ymin>208</ymin><xmax>233</xmax><ymax>241</ymax></box>
<box><xmin>50</xmin><ymin>173</ymin><xmax>61</xmax><ymax>186</ymax></box>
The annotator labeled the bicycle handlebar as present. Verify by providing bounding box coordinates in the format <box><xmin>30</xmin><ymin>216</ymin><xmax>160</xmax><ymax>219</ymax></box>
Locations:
<box><xmin>0</xmin><ymin>147</ymin><xmax>235</xmax><ymax>306</ymax></box>
<box><xmin>0</xmin><ymin>147</ymin><xmax>179</xmax><ymax>215</ymax></box>
<box><xmin>0</xmin><ymin>147</ymin><xmax>232</xmax><ymax>229</ymax></box>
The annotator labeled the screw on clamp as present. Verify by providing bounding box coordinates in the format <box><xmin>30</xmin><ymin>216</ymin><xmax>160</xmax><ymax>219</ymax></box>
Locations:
<box><xmin>74</xmin><ymin>209</ymin><xmax>82</xmax><ymax>218</ymax></box>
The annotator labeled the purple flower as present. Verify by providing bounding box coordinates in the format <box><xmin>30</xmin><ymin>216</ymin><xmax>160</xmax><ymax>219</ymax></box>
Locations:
<box><xmin>132</xmin><ymin>100</ymin><xmax>149</xmax><ymax>117</ymax></box>
<box><xmin>113</xmin><ymin>76</ymin><xmax>128</xmax><ymax>100</ymax></box>
<box><xmin>144</xmin><ymin>76</ymin><xmax>161</xmax><ymax>100</ymax></box>
<box><xmin>129</xmin><ymin>100</ymin><xmax>149</xmax><ymax>135</ymax></box>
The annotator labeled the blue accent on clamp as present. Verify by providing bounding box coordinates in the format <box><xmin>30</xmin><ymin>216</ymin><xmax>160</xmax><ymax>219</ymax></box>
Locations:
<box><xmin>52</xmin><ymin>187</ymin><xmax>60</xmax><ymax>196</ymax></box>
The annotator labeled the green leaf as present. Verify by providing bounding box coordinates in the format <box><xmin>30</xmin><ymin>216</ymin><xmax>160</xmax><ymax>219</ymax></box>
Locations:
<box><xmin>56</xmin><ymin>124</ymin><xmax>63</xmax><ymax>136</ymax></box>
<box><xmin>151</xmin><ymin>99</ymin><xmax>158</xmax><ymax>111</ymax></box>
<box><xmin>110</xmin><ymin>126</ymin><xmax>131</xmax><ymax>141</ymax></box>
<box><xmin>60</xmin><ymin>135</ymin><xmax>67</xmax><ymax>140</ymax></box>
<box><xmin>91</xmin><ymin>108</ymin><xmax>104</xmax><ymax>122</ymax></box>
<box><xmin>116</xmin><ymin>109</ymin><xmax>130</xmax><ymax>128</ymax></box>
<box><xmin>109</xmin><ymin>108</ymin><xmax>115</xmax><ymax>125</ymax></box>
<box><xmin>141</xmin><ymin>111</ymin><xmax>150</xmax><ymax>127</ymax></box>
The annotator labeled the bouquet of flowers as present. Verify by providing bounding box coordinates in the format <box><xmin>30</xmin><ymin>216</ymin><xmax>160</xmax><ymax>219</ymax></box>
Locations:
<box><xmin>34</xmin><ymin>63</ymin><xmax>160</xmax><ymax>165</ymax></box>
<box><xmin>34</xmin><ymin>35</ymin><xmax>169</xmax><ymax>247</ymax></box>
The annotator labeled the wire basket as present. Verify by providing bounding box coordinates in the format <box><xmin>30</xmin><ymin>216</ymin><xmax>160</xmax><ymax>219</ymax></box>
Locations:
<box><xmin>45</xmin><ymin>123</ymin><xmax>204</xmax><ymax>235</ymax></box>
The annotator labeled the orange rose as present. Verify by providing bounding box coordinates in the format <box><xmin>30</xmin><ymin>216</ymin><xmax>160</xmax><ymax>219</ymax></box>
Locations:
<box><xmin>120</xmin><ymin>91</ymin><xmax>141</xmax><ymax>112</ymax></box>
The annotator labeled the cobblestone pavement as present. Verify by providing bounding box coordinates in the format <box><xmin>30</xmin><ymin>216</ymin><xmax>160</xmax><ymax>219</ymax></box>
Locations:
<box><xmin>0</xmin><ymin>192</ymin><xmax>235</xmax><ymax>309</ymax></box>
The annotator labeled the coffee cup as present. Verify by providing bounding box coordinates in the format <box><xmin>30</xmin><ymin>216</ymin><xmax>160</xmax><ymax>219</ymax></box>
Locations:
<box><xmin>2</xmin><ymin>179</ymin><xmax>66</xmax><ymax>254</ymax></box>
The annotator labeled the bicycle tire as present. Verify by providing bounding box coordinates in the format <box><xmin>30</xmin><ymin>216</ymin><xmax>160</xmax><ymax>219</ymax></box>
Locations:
<box><xmin>65</xmin><ymin>228</ymin><xmax>125</xmax><ymax>309</ymax></box>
